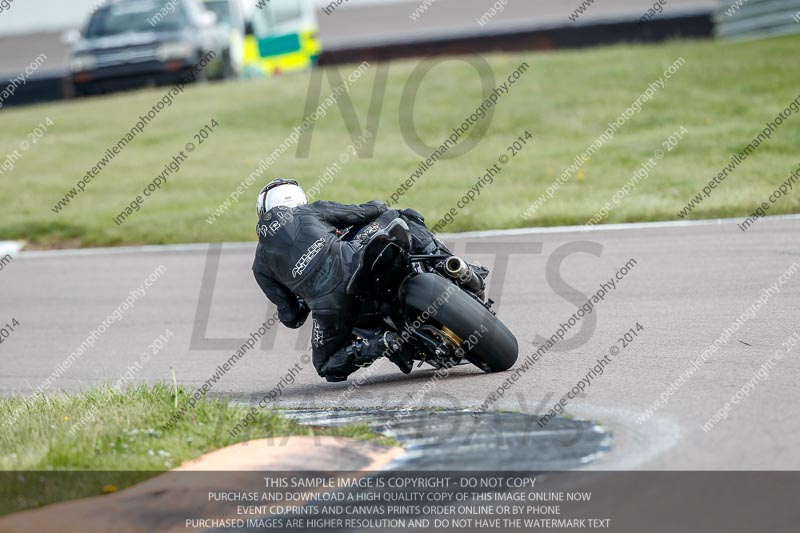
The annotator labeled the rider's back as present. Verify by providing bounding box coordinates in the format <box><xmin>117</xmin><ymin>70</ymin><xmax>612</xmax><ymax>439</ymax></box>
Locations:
<box><xmin>253</xmin><ymin>200</ymin><xmax>386</xmax><ymax>306</ymax></box>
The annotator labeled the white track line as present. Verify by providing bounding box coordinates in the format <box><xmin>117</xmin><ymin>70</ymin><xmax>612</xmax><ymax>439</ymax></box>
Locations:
<box><xmin>20</xmin><ymin>242</ymin><xmax>228</xmax><ymax>259</ymax></box>
<box><xmin>0</xmin><ymin>241</ymin><xmax>23</xmax><ymax>258</ymax></box>
<box><xmin>443</xmin><ymin>213</ymin><xmax>800</xmax><ymax>240</ymax></box>
<box><xmin>16</xmin><ymin>213</ymin><xmax>800</xmax><ymax>258</ymax></box>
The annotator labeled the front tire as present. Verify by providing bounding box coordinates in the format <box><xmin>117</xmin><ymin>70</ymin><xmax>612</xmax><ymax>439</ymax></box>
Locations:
<box><xmin>403</xmin><ymin>273</ymin><xmax>518</xmax><ymax>372</ymax></box>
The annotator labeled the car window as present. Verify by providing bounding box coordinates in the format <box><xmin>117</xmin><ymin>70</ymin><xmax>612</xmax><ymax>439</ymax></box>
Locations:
<box><xmin>203</xmin><ymin>1</ymin><xmax>231</xmax><ymax>25</ymax></box>
<box><xmin>268</xmin><ymin>0</ymin><xmax>303</xmax><ymax>27</ymax></box>
<box><xmin>253</xmin><ymin>0</ymin><xmax>305</xmax><ymax>33</ymax></box>
<box><xmin>86</xmin><ymin>1</ymin><xmax>190</xmax><ymax>37</ymax></box>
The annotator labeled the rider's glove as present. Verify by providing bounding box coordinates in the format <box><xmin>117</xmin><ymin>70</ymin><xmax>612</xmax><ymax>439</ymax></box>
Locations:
<box><xmin>365</xmin><ymin>200</ymin><xmax>388</xmax><ymax>217</ymax></box>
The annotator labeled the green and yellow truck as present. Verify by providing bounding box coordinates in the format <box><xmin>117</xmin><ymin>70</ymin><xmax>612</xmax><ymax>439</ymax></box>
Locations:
<box><xmin>244</xmin><ymin>0</ymin><xmax>321</xmax><ymax>76</ymax></box>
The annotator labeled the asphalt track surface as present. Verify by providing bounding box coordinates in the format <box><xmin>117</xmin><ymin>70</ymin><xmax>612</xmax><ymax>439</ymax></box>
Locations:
<box><xmin>1</xmin><ymin>215</ymin><xmax>799</xmax><ymax>470</ymax></box>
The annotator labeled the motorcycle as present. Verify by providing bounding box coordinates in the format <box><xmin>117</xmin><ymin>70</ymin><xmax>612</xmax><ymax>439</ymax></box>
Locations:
<box><xmin>343</xmin><ymin>218</ymin><xmax>518</xmax><ymax>373</ymax></box>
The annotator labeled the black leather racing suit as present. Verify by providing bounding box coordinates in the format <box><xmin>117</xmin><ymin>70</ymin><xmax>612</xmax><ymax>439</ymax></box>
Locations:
<box><xmin>252</xmin><ymin>200</ymin><xmax>440</xmax><ymax>381</ymax></box>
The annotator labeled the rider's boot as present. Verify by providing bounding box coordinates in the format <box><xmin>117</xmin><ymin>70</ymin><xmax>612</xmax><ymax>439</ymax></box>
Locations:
<box><xmin>323</xmin><ymin>332</ymin><xmax>412</xmax><ymax>382</ymax></box>
<box><xmin>348</xmin><ymin>337</ymin><xmax>384</xmax><ymax>368</ymax></box>
<box><xmin>382</xmin><ymin>332</ymin><xmax>414</xmax><ymax>374</ymax></box>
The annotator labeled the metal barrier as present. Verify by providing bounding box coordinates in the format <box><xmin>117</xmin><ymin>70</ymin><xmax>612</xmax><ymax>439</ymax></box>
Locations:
<box><xmin>319</xmin><ymin>14</ymin><xmax>713</xmax><ymax>65</ymax></box>
<box><xmin>715</xmin><ymin>0</ymin><xmax>800</xmax><ymax>40</ymax></box>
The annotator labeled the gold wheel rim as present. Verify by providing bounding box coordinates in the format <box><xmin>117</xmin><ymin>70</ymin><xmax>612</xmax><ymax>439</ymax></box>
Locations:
<box><xmin>440</xmin><ymin>326</ymin><xmax>463</xmax><ymax>346</ymax></box>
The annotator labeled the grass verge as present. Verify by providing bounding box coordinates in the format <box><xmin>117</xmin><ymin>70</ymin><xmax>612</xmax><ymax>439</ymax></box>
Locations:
<box><xmin>0</xmin><ymin>384</ymin><xmax>393</xmax><ymax>515</ymax></box>
<box><xmin>0</xmin><ymin>35</ymin><xmax>799</xmax><ymax>247</ymax></box>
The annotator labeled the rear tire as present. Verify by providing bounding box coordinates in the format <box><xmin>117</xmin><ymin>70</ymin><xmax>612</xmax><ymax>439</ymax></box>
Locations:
<box><xmin>403</xmin><ymin>273</ymin><xmax>518</xmax><ymax>372</ymax></box>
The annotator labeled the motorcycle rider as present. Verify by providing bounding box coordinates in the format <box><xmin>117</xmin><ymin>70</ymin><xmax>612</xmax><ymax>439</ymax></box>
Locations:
<box><xmin>252</xmin><ymin>178</ymin><xmax>454</xmax><ymax>382</ymax></box>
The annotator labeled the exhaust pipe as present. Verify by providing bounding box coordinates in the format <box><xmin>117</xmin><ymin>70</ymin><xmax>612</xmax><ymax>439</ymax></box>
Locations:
<box><xmin>444</xmin><ymin>256</ymin><xmax>483</xmax><ymax>294</ymax></box>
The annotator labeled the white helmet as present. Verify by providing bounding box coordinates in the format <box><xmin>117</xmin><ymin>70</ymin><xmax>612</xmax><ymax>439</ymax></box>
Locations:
<box><xmin>256</xmin><ymin>178</ymin><xmax>307</xmax><ymax>218</ymax></box>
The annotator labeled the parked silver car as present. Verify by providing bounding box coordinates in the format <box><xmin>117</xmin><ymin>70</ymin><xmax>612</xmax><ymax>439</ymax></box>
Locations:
<box><xmin>69</xmin><ymin>0</ymin><xmax>233</xmax><ymax>96</ymax></box>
